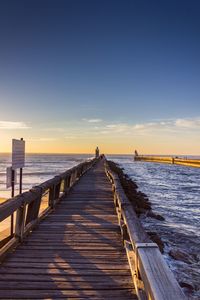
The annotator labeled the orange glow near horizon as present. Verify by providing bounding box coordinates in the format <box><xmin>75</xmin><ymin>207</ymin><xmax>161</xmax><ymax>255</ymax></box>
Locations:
<box><xmin>1</xmin><ymin>138</ymin><xmax>200</xmax><ymax>156</ymax></box>
<box><xmin>1</xmin><ymin>120</ymin><xmax>200</xmax><ymax>156</ymax></box>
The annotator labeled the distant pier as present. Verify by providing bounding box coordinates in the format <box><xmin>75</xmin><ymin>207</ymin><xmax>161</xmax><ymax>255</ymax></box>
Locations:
<box><xmin>134</xmin><ymin>155</ymin><xmax>200</xmax><ymax>168</ymax></box>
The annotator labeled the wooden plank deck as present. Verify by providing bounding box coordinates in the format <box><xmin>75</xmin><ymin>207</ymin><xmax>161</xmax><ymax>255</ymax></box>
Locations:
<box><xmin>0</xmin><ymin>160</ymin><xmax>137</xmax><ymax>299</ymax></box>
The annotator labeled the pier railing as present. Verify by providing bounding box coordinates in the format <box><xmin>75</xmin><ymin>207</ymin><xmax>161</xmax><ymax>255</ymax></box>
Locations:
<box><xmin>135</xmin><ymin>155</ymin><xmax>200</xmax><ymax>167</ymax></box>
<box><xmin>0</xmin><ymin>157</ymin><xmax>98</xmax><ymax>260</ymax></box>
<box><xmin>135</xmin><ymin>155</ymin><xmax>172</xmax><ymax>164</ymax></box>
<box><xmin>105</xmin><ymin>162</ymin><xmax>186</xmax><ymax>300</ymax></box>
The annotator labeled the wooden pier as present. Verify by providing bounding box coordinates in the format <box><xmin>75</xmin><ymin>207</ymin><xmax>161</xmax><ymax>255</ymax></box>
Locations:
<box><xmin>0</xmin><ymin>156</ymin><xmax>186</xmax><ymax>299</ymax></box>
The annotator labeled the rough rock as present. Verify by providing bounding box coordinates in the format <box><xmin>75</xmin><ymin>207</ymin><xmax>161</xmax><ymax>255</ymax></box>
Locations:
<box><xmin>147</xmin><ymin>231</ymin><xmax>165</xmax><ymax>253</ymax></box>
<box><xmin>107</xmin><ymin>160</ymin><xmax>151</xmax><ymax>214</ymax></box>
<box><xmin>169</xmin><ymin>249</ymin><xmax>195</xmax><ymax>264</ymax></box>
<box><xmin>179</xmin><ymin>281</ymin><xmax>194</xmax><ymax>293</ymax></box>
<box><xmin>146</xmin><ymin>210</ymin><xmax>165</xmax><ymax>221</ymax></box>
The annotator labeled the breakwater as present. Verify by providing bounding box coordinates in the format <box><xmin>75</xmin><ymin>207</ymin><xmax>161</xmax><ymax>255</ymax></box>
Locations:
<box><xmin>135</xmin><ymin>155</ymin><xmax>200</xmax><ymax>168</ymax></box>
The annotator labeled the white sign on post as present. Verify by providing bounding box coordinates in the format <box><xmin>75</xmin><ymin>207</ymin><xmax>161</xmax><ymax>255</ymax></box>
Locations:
<box><xmin>12</xmin><ymin>139</ymin><xmax>25</xmax><ymax>169</ymax></box>
<box><xmin>6</xmin><ymin>167</ymin><xmax>17</xmax><ymax>188</ymax></box>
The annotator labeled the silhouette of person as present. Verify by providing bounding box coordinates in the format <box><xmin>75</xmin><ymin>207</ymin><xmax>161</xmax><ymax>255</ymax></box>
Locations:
<box><xmin>134</xmin><ymin>150</ymin><xmax>139</xmax><ymax>156</ymax></box>
<box><xmin>95</xmin><ymin>147</ymin><xmax>100</xmax><ymax>158</ymax></box>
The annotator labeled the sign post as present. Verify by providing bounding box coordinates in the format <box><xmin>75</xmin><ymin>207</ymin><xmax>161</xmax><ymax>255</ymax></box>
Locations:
<box><xmin>10</xmin><ymin>169</ymin><xmax>15</xmax><ymax>235</ymax></box>
<box><xmin>8</xmin><ymin>138</ymin><xmax>25</xmax><ymax>236</ymax></box>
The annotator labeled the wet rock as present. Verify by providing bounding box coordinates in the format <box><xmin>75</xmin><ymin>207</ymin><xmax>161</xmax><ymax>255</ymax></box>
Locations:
<box><xmin>191</xmin><ymin>253</ymin><xmax>199</xmax><ymax>263</ymax></box>
<box><xmin>107</xmin><ymin>160</ymin><xmax>151</xmax><ymax>215</ymax></box>
<box><xmin>179</xmin><ymin>281</ymin><xmax>194</xmax><ymax>292</ymax></box>
<box><xmin>135</xmin><ymin>207</ymin><xmax>147</xmax><ymax>215</ymax></box>
<box><xmin>138</xmin><ymin>191</ymin><xmax>148</xmax><ymax>198</ymax></box>
<box><xmin>147</xmin><ymin>231</ymin><xmax>165</xmax><ymax>253</ymax></box>
<box><xmin>169</xmin><ymin>249</ymin><xmax>195</xmax><ymax>264</ymax></box>
<box><xmin>146</xmin><ymin>210</ymin><xmax>165</xmax><ymax>221</ymax></box>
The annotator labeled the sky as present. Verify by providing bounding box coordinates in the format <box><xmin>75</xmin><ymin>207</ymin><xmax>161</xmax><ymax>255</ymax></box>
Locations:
<box><xmin>0</xmin><ymin>0</ymin><xmax>200</xmax><ymax>154</ymax></box>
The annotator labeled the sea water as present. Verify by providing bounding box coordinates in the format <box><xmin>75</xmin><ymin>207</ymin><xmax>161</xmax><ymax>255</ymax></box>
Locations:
<box><xmin>0</xmin><ymin>153</ymin><xmax>93</xmax><ymax>198</ymax></box>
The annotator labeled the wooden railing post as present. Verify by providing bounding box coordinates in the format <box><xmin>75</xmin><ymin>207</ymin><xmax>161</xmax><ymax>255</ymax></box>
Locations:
<box><xmin>64</xmin><ymin>174</ymin><xmax>70</xmax><ymax>193</ymax></box>
<box><xmin>15</xmin><ymin>203</ymin><xmax>26</xmax><ymax>242</ymax></box>
<box><xmin>25</xmin><ymin>187</ymin><xmax>42</xmax><ymax>226</ymax></box>
<box><xmin>54</xmin><ymin>177</ymin><xmax>61</xmax><ymax>200</ymax></box>
<box><xmin>49</xmin><ymin>185</ymin><xmax>55</xmax><ymax>209</ymax></box>
<box><xmin>69</xmin><ymin>170</ymin><xmax>76</xmax><ymax>187</ymax></box>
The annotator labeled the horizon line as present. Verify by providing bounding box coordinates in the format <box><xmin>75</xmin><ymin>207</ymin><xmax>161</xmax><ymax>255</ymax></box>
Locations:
<box><xmin>0</xmin><ymin>152</ymin><xmax>200</xmax><ymax>156</ymax></box>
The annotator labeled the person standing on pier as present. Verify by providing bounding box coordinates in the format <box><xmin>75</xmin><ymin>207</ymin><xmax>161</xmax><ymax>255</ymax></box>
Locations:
<box><xmin>134</xmin><ymin>150</ymin><xmax>139</xmax><ymax>156</ymax></box>
<box><xmin>95</xmin><ymin>146</ymin><xmax>100</xmax><ymax>158</ymax></box>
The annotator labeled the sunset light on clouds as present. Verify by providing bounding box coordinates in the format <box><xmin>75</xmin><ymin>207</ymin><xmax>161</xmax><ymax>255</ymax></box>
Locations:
<box><xmin>1</xmin><ymin>117</ymin><xmax>200</xmax><ymax>154</ymax></box>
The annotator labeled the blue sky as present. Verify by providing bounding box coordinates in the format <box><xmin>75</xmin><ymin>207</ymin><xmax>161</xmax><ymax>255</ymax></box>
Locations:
<box><xmin>0</xmin><ymin>0</ymin><xmax>200</xmax><ymax>153</ymax></box>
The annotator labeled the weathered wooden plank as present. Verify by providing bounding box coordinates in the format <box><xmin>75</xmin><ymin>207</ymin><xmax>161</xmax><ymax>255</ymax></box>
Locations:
<box><xmin>22</xmin><ymin>239</ymin><xmax>122</xmax><ymax>245</ymax></box>
<box><xmin>0</xmin><ymin>267</ymin><xmax>131</xmax><ymax>275</ymax></box>
<box><xmin>39</xmin><ymin>221</ymin><xmax>118</xmax><ymax>226</ymax></box>
<box><xmin>50</xmin><ymin>210</ymin><xmax>116</xmax><ymax>215</ymax></box>
<box><xmin>15</xmin><ymin>204</ymin><xmax>26</xmax><ymax>241</ymax></box>
<box><xmin>0</xmin><ymin>281</ymin><xmax>134</xmax><ymax>290</ymax></box>
<box><xmin>29</xmin><ymin>230</ymin><xmax>120</xmax><ymax>235</ymax></box>
<box><xmin>2</xmin><ymin>262</ymin><xmax>130</xmax><ymax>270</ymax></box>
<box><xmin>0</xmin><ymin>196</ymin><xmax>23</xmax><ymax>222</ymax></box>
<box><xmin>26</xmin><ymin>233</ymin><xmax>120</xmax><ymax>240</ymax></box>
<box><xmin>0</xmin><ymin>289</ymin><xmax>137</xmax><ymax>299</ymax></box>
<box><xmin>137</xmin><ymin>247</ymin><xmax>185</xmax><ymax>300</ymax></box>
<box><xmin>55</xmin><ymin>204</ymin><xmax>115</xmax><ymax>209</ymax></box>
<box><xmin>25</xmin><ymin>237</ymin><xmax>121</xmax><ymax>242</ymax></box>
<box><xmin>0</xmin><ymin>273</ymin><xmax>132</xmax><ymax>282</ymax></box>
<box><xmin>18</xmin><ymin>245</ymin><xmax>123</xmax><ymax>251</ymax></box>
<box><xmin>5</xmin><ymin>257</ymin><xmax>128</xmax><ymax>263</ymax></box>
<box><xmin>45</xmin><ymin>214</ymin><xmax>117</xmax><ymax>219</ymax></box>
<box><xmin>0</xmin><ymin>237</ymin><xmax>18</xmax><ymax>262</ymax></box>
<box><xmin>11</xmin><ymin>247</ymin><xmax>124</xmax><ymax>254</ymax></box>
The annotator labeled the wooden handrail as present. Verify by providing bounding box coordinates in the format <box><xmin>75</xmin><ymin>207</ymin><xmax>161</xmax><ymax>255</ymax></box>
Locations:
<box><xmin>105</xmin><ymin>161</ymin><xmax>186</xmax><ymax>300</ymax></box>
<box><xmin>0</xmin><ymin>157</ymin><xmax>99</xmax><ymax>259</ymax></box>
<box><xmin>135</xmin><ymin>155</ymin><xmax>200</xmax><ymax>167</ymax></box>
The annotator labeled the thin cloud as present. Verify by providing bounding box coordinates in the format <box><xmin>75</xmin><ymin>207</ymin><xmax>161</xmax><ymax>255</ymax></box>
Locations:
<box><xmin>100</xmin><ymin>130</ymin><xmax>110</xmax><ymax>134</ymax></box>
<box><xmin>133</xmin><ymin>117</ymin><xmax>200</xmax><ymax>133</ymax></box>
<box><xmin>133</xmin><ymin>122</ymin><xmax>168</xmax><ymax>131</ymax></box>
<box><xmin>82</xmin><ymin>118</ymin><xmax>103</xmax><ymax>123</ymax></box>
<box><xmin>97</xmin><ymin>117</ymin><xmax>200</xmax><ymax>136</ymax></box>
<box><xmin>175</xmin><ymin>118</ymin><xmax>200</xmax><ymax>129</ymax></box>
<box><xmin>41</xmin><ymin>127</ymin><xmax>65</xmax><ymax>132</ymax></box>
<box><xmin>39</xmin><ymin>138</ymin><xmax>57</xmax><ymax>141</ymax></box>
<box><xmin>106</xmin><ymin>123</ymin><xmax>131</xmax><ymax>133</ymax></box>
<box><xmin>27</xmin><ymin>137</ymin><xmax>57</xmax><ymax>142</ymax></box>
<box><xmin>0</xmin><ymin>121</ymin><xmax>30</xmax><ymax>129</ymax></box>
<box><xmin>65</xmin><ymin>135</ymin><xmax>77</xmax><ymax>139</ymax></box>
